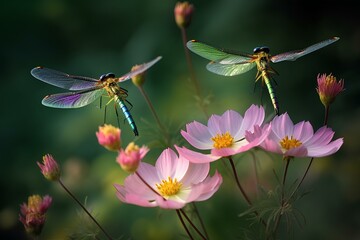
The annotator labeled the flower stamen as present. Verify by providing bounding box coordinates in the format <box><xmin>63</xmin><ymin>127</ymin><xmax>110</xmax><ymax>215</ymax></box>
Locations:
<box><xmin>280</xmin><ymin>136</ymin><xmax>302</xmax><ymax>151</ymax></box>
<box><xmin>156</xmin><ymin>177</ymin><xmax>182</xmax><ymax>197</ymax></box>
<box><xmin>211</xmin><ymin>132</ymin><xmax>234</xmax><ymax>149</ymax></box>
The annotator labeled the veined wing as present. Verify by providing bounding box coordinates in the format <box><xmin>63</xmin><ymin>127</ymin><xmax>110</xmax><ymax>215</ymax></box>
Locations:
<box><xmin>206</xmin><ymin>62</ymin><xmax>256</xmax><ymax>76</ymax></box>
<box><xmin>187</xmin><ymin>40</ymin><xmax>253</xmax><ymax>64</ymax></box>
<box><xmin>31</xmin><ymin>67</ymin><xmax>99</xmax><ymax>90</ymax></box>
<box><xmin>271</xmin><ymin>37</ymin><xmax>340</xmax><ymax>63</ymax></box>
<box><xmin>42</xmin><ymin>88</ymin><xmax>104</xmax><ymax>108</ymax></box>
<box><xmin>118</xmin><ymin>56</ymin><xmax>162</xmax><ymax>82</ymax></box>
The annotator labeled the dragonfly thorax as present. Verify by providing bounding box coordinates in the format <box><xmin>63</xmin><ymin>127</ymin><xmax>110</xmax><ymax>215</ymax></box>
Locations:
<box><xmin>100</xmin><ymin>72</ymin><xmax>115</xmax><ymax>81</ymax></box>
<box><xmin>253</xmin><ymin>46</ymin><xmax>270</xmax><ymax>54</ymax></box>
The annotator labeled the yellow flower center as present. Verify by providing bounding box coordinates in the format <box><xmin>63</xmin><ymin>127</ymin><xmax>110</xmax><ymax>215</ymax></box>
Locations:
<box><xmin>156</xmin><ymin>177</ymin><xmax>182</xmax><ymax>197</ymax></box>
<box><xmin>280</xmin><ymin>136</ymin><xmax>302</xmax><ymax>150</ymax></box>
<box><xmin>211</xmin><ymin>132</ymin><xmax>234</xmax><ymax>149</ymax></box>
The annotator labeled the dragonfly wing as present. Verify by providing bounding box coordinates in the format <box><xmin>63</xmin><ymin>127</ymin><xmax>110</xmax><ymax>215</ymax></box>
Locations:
<box><xmin>271</xmin><ymin>37</ymin><xmax>340</xmax><ymax>63</ymax></box>
<box><xmin>187</xmin><ymin>40</ymin><xmax>252</xmax><ymax>64</ymax></box>
<box><xmin>206</xmin><ymin>62</ymin><xmax>256</xmax><ymax>76</ymax></box>
<box><xmin>31</xmin><ymin>67</ymin><xmax>99</xmax><ymax>90</ymax></box>
<box><xmin>42</xmin><ymin>88</ymin><xmax>104</xmax><ymax>108</ymax></box>
<box><xmin>118</xmin><ymin>56</ymin><xmax>162</xmax><ymax>82</ymax></box>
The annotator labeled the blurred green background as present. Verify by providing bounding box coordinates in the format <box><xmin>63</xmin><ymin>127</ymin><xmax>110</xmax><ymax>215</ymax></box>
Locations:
<box><xmin>1</xmin><ymin>0</ymin><xmax>359</xmax><ymax>239</ymax></box>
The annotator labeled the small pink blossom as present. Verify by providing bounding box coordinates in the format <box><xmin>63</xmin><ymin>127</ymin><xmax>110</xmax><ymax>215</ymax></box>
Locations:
<box><xmin>37</xmin><ymin>154</ymin><xmax>61</xmax><ymax>181</ymax></box>
<box><xmin>247</xmin><ymin>112</ymin><xmax>343</xmax><ymax>158</ymax></box>
<box><xmin>177</xmin><ymin>105</ymin><xmax>270</xmax><ymax>163</ymax></box>
<box><xmin>116</xmin><ymin>142</ymin><xmax>149</xmax><ymax>173</ymax></box>
<box><xmin>19</xmin><ymin>195</ymin><xmax>52</xmax><ymax>236</ymax></box>
<box><xmin>174</xmin><ymin>1</ymin><xmax>194</xmax><ymax>29</ymax></box>
<box><xmin>96</xmin><ymin>124</ymin><xmax>121</xmax><ymax>151</ymax></box>
<box><xmin>114</xmin><ymin>147</ymin><xmax>222</xmax><ymax>209</ymax></box>
<box><xmin>316</xmin><ymin>73</ymin><xmax>344</xmax><ymax>107</ymax></box>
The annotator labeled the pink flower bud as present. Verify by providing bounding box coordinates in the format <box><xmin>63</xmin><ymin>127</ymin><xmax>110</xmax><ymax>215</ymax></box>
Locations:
<box><xmin>116</xmin><ymin>142</ymin><xmax>149</xmax><ymax>173</ymax></box>
<box><xmin>37</xmin><ymin>154</ymin><xmax>60</xmax><ymax>181</ymax></box>
<box><xmin>19</xmin><ymin>195</ymin><xmax>52</xmax><ymax>237</ymax></box>
<box><xmin>316</xmin><ymin>73</ymin><xmax>344</xmax><ymax>107</ymax></box>
<box><xmin>174</xmin><ymin>2</ymin><xmax>194</xmax><ymax>29</ymax></box>
<box><xmin>96</xmin><ymin>124</ymin><xmax>121</xmax><ymax>151</ymax></box>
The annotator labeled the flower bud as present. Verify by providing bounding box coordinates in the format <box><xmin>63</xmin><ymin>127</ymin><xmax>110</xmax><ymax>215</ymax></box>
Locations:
<box><xmin>96</xmin><ymin>124</ymin><xmax>121</xmax><ymax>151</ymax></box>
<box><xmin>174</xmin><ymin>2</ymin><xmax>194</xmax><ymax>29</ymax></box>
<box><xmin>316</xmin><ymin>73</ymin><xmax>344</xmax><ymax>107</ymax></box>
<box><xmin>37</xmin><ymin>154</ymin><xmax>61</xmax><ymax>181</ymax></box>
<box><xmin>19</xmin><ymin>195</ymin><xmax>52</xmax><ymax>237</ymax></box>
<box><xmin>116</xmin><ymin>142</ymin><xmax>149</xmax><ymax>173</ymax></box>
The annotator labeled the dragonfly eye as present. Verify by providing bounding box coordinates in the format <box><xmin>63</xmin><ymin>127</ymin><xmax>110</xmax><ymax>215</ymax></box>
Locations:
<box><xmin>99</xmin><ymin>72</ymin><xmax>115</xmax><ymax>81</ymax></box>
<box><xmin>253</xmin><ymin>46</ymin><xmax>270</xmax><ymax>54</ymax></box>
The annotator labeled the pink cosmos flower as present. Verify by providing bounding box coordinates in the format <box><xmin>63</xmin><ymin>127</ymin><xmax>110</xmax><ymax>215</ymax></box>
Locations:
<box><xmin>247</xmin><ymin>112</ymin><xmax>343</xmax><ymax>158</ymax></box>
<box><xmin>19</xmin><ymin>195</ymin><xmax>52</xmax><ymax>236</ymax></box>
<box><xmin>116</xmin><ymin>142</ymin><xmax>149</xmax><ymax>173</ymax></box>
<box><xmin>177</xmin><ymin>105</ymin><xmax>270</xmax><ymax>163</ymax></box>
<box><xmin>174</xmin><ymin>1</ymin><xmax>194</xmax><ymax>29</ymax></box>
<box><xmin>114</xmin><ymin>147</ymin><xmax>222</xmax><ymax>209</ymax></box>
<box><xmin>96</xmin><ymin>124</ymin><xmax>121</xmax><ymax>151</ymax></box>
<box><xmin>37</xmin><ymin>154</ymin><xmax>61</xmax><ymax>181</ymax></box>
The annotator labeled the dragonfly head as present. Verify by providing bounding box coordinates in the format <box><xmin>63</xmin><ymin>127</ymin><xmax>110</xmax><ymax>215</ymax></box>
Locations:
<box><xmin>253</xmin><ymin>46</ymin><xmax>270</xmax><ymax>54</ymax></box>
<box><xmin>100</xmin><ymin>72</ymin><xmax>115</xmax><ymax>81</ymax></box>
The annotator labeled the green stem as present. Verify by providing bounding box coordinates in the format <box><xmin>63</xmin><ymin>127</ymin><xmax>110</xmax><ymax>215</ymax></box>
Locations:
<box><xmin>180</xmin><ymin>27</ymin><xmax>208</xmax><ymax>118</ymax></box>
<box><xmin>58</xmin><ymin>179</ymin><xmax>113</xmax><ymax>240</ymax></box>
<box><xmin>137</xmin><ymin>85</ymin><xmax>170</xmax><ymax>146</ymax></box>
<box><xmin>191</xmin><ymin>203</ymin><xmax>210</xmax><ymax>239</ymax></box>
<box><xmin>180</xmin><ymin>209</ymin><xmax>207</xmax><ymax>240</ymax></box>
<box><xmin>176</xmin><ymin>209</ymin><xmax>194</xmax><ymax>240</ymax></box>
<box><xmin>271</xmin><ymin>157</ymin><xmax>291</xmax><ymax>239</ymax></box>
<box><xmin>228</xmin><ymin>157</ymin><xmax>252</xmax><ymax>206</ymax></box>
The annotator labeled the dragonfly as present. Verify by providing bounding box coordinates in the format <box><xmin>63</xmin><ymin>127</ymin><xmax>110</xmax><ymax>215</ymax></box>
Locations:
<box><xmin>31</xmin><ymin>56</ymin><xmax>162</xmax><ymax>136</ymax></box>
<box><xmin>187</xmin><ymin>37</ymin><xmax>339</xmax><ymax>115</ymax></box>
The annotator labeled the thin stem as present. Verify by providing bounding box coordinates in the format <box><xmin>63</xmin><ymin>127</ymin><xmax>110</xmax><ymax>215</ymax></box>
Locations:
<box><xmin>324</xmin><ymin>105</ymin><xmax>330</xmax><ymax>126</ymax></box>
<box><xmin>180</xmin><ymin>27</ymin><xmax>208</xmax><ymax>118</ymax></box>
<box><xmin>250</xmin><ymin>151</ymin><xmax>260</xmax><ymax>197</ymax></box>
<box><xmin>191</xmin><ymin>203</ymin><xmax>209</xmax><ymax>239</ymax></box>
<box><xmin>180</xmin><ymin>209</ymin><xmax>207</xmax><ymax>240</ymax></box>
<box><xmin>137</xmin><ymin>85</ymin><xmax>170</xmax><ymax>146</ymax></box>
<box><xmin>228</xmin><ymin>157</ymin><xmax>267</xmax><ymax>227</ymax></box>
<box><xmin>58</xmin><ymin>179</ymin><xmax>113</xmax><ymax>240</ymax></box>
<box><xmin>271</xmin><ymin>157</ymin><xmax>291</xmax><ymax>239</ymax></box>
<box><xmin>227</xmin><ymin>157</ymin><xmax>252</xmax><ymax>206</ymax></box>
<box><xmin>176</xmin><ymin>209</ymin><xmax>194</xmax><ymax>240</ymax></box>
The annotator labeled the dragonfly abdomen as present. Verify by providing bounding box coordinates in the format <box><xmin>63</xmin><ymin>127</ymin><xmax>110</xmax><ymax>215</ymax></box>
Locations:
<box><xmin>115</xmin><ymin>96</ymin><xmax>139</xmax><ymax>136</ymax></box>
<box><xmin>262</xmin><ymin>72</ymin><xmax>279</xmax><ymax>115</ymax></box>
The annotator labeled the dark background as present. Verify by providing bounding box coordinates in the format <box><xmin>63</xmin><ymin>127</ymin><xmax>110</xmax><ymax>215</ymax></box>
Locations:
<box><xmin>1</xmin><ymin>0</ymin><xmax>359</xmax><ymax>239</ymax></box>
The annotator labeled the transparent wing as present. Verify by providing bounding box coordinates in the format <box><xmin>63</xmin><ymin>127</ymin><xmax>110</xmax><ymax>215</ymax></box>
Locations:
<box><xmin>31</xmin><ymin>67</ymin><xmax>99</xmax><ymax>90</ymax></box>
<box><xmin>271</xmin><ymin>37</ymin><xmax>340</xmax><ymax>63</ymax></box>
<box><xmin>206</xmin><ymin>62</ymin><xmax>256</xmax><ymax>76</ymax></box>
<box><xmin>118</xmin><ymin>56</ymin><xmax>162</xmax><ymax>82</ymax></box>
<box><xmin>187</xmin><ymin>40</ymin><xmax>253</xmax><ymax>64</ymax></box>
<box><xmin>42</xmin><ymin>88</ymin><xmax>104</xmax><ymax>108</ymax></box>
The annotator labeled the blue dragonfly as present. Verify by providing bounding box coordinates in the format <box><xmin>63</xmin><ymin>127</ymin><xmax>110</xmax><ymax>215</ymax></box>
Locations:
<box><xmin>187</xmin><ymin>37</ymin><xmax>339</xmax><ymax>115</ymax></box>
<box><xmin>31</xmin><ymin>56</ymin><xmax>162</xmax><ymax>136</ymax></box>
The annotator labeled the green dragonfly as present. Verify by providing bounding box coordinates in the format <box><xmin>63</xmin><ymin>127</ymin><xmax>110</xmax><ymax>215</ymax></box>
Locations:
<box><xmin>187</xmin><ymin>37</ymin><xmax>339</xmax><ymax>114</ymax></box>
<box><xmin>31</xmin><ymin>56</ymin><xmax>162</xmax><ymax>136</ymax></box>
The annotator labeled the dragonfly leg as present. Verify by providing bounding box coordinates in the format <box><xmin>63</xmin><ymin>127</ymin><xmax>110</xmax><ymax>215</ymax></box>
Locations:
<box><xmin>114</xmin><ymin>104</ymin><xmax>121</xmax><ymax>128</ymax></box>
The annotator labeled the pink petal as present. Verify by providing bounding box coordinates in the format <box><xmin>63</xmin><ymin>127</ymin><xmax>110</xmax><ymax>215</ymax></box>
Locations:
<box><xmin>272</xmin><ymin>113</ymin><xmax>294</xmax><ymax>138</ymax></box>
<box><xmin>181</xmin><ymin>122</ymin><xmax>213</xmax><ymax>149</ymax></box>
<box><xmin>155</xmin><ymin>195</ymin><xmax>186</xmax><ymax>209</ymax></box>
<box><xmin>219</xmin><ymin>110</ymin><xmax>243</xmax><ymax>137</ymax></box>
<box><xmin>293</xmin><ymin>121</ymin><xmax>314</xmax><ymax>143</ymax></box>
<box><xmin>176</xmin><ymin>146</ymin><xmax>220</xmax><ymax>163</ymax></box>
<box><xmin>137</xmin><ymin>162</ymin><xmax>161</xmax><ymax>188</ymax></box>
<box><xmin>307</xmin><ymin>138</ymin><xmax>343</xmax><ymax>157</ymax></box>
<box><xmin>207</xmin><ymin>114</ymin><xmax>222</xmax><ymax>135</ymax></box>
<box><xmin>238</xmin><ymin>105</ymin><xmax>264</xmax><ymax>137</ymax></box>
<box><xmin>179</xmin><ymin>159</ymin><xmax>210</xmax><ymax>186</ymax></box>
<box><xmin>155</xmin><ymin>148</ymin><xmax>179</xmax><ymax>179</ymax></box>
